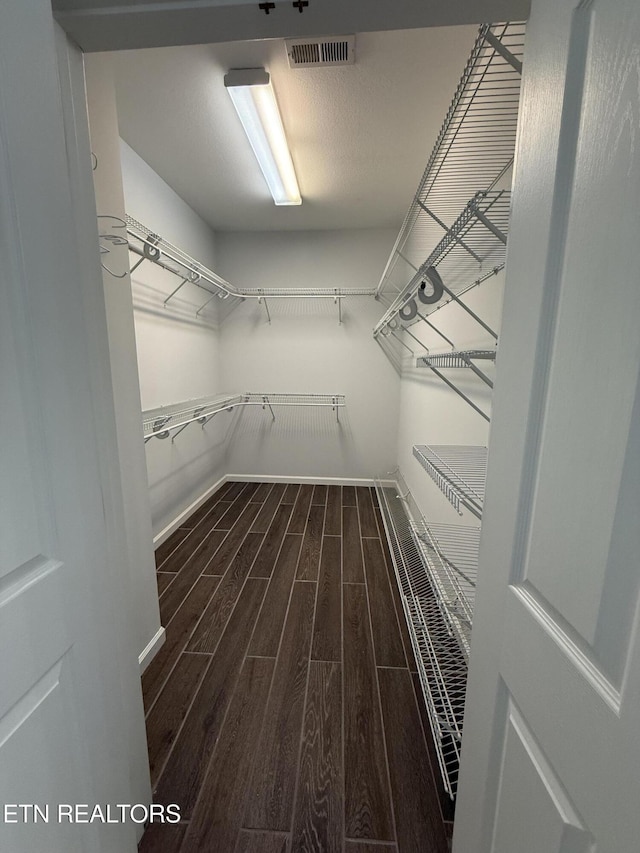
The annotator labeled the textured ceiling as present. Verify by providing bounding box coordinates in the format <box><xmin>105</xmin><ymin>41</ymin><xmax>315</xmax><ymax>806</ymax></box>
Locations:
<box><xmin>112</xmin><ymin>26</ymin><xmax>478</xmax><ymax>231</ymax></box>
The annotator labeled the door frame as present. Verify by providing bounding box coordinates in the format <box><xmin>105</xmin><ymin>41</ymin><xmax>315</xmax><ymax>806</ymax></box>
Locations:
<box><xmin>56</xmin><ymin>18</ymin><xmax>155</xmax><ymax>833</ymax></box>
<box><xmin>35</xmin><ymin>0</ymin><xmax>533</xmax><ymax>846</ymax></box>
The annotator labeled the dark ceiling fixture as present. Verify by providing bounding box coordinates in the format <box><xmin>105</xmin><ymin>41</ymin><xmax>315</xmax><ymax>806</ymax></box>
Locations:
<box><xmin>258</xmin><ymin>0</ymin><xmax>310</xmax><ymax>13</ymax></box>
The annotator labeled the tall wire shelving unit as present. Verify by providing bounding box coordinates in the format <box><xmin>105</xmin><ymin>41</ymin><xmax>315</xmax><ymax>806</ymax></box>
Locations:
<box><xmin>375</xmin><ymin>445</ymin><xmax>488</xmax><ymax>799</ymax></box>
<box><xmin>374</xmin><ymin>471</ymin><xmax>481</xmax><ymax>800</ymax></box>
<box><xmin>370</xmin><ymin>30</ymin><xmax>524</xmax><ymax>794</ymax></box>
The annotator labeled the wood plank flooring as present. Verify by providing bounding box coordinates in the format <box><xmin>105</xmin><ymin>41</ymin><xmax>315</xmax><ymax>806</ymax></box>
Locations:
<box><xmin>141</xmin><ymin>482</ymin><xmax>450</xmax><ymax>853</ymax></box>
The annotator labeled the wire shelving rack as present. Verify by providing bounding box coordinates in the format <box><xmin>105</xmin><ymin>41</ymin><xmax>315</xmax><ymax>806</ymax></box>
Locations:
<box><xmin>413</xmin><ymin>445</ymin><xmax>488</xmax><ymax>519</ymax></box>
<box><xmin>143</xmin><ymin>392</ymin><xmax>346</xmax><ymax>441</ymax></box>
<box><xmin>374</xmin><ymin>189</ymin><xmax>510</xmax><ymax>337</ymax></box>
<box><xmin>409</xmin><ymin>520</ymin><xmax>480</xmax><ymax>662</ymax></box>
<box><xmin>375</xmin><ymin>21</ymin><xmax>525</xmax><ymax>306</ymax></box>
<box><xmin>375</xmin><ymin>471</ymin><xmax>474</xmax><ymax>799</ymax></box>
<box><xmin>126</xmin><ymin>216</ymin><xmax>376</xmax><ymax>317</ymax></box>
<box><xmin>416</xmin><ymin>349</ymin><xmax>496</xmax><ymax>396</ymax></box>
<box><xmin>416</xmin><ymin>350</ymin><xmax>496</xmax><ymax>370</ymax></box>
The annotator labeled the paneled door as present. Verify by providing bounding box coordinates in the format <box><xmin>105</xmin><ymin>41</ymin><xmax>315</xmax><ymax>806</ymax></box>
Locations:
<box><xmin>454</xmin><ymin>0</ymin><xmax>640</xmax><ymax>850</ymax></box>
<box><xmin>0</xmin><ymin>1</ymin><xmax>144</xmax><ymax>851</ymax></box>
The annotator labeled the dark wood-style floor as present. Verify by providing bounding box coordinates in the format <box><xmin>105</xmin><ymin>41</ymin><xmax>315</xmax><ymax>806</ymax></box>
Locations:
<box><xmin>139</xmin><ymin>481</ymin><xmax>452</xmax><ymax>853</ymax></box>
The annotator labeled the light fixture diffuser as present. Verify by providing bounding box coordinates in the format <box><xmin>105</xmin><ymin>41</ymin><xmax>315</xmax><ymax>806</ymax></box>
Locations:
<box><xmin>224</xmin><ymin>68</ymin><xmax>302</xmax><ymax>206</ymax></box>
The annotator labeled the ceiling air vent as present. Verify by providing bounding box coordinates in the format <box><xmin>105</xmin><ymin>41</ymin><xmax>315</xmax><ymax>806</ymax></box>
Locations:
<box><xmin>285</xmin><ymin>35</ymin><xmax>355</xmax><ymax>68</ymax></box>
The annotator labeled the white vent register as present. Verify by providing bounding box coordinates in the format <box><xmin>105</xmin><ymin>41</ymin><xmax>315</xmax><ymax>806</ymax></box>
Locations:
<box><xmin>285</xmin><ymin>35</ymin><xmax>355</xmax><ymax>68</ymax></box>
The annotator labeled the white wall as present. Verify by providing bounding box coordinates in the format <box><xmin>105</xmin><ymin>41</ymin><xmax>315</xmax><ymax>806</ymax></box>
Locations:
<box><xmin>120</xmin><ymin>142</ymin><xmax>227</xmax><ymax>538</ymax></box>
<box><xmin>392</xmin><ymin>269</ymin><xmax>505</xmax><ymax>524</ymax></box>
<box><xmin>118</xmin><ymin>142</ymin><xmax>502</xmax><ymax>527</ymax></box>
<box><xmin>217</xmin><ymin>229</ymin><xmax>401</xmax><ymax>483</ymax></box>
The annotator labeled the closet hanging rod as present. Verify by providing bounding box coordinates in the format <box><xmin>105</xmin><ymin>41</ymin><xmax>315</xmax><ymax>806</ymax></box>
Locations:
<box><xmin>125</xmin><ymin>216</ymin><xmax>376</xmax><ymax>301</ymax></box>
<box><xmin>143</xmin><ymin>392</ymin><xmax>346</xmax><ymax>440</ymax></box>
<box><xmin>402</xmin><ymin>264</ymin><xmax>504</xmax><ymax>325</ymax></box>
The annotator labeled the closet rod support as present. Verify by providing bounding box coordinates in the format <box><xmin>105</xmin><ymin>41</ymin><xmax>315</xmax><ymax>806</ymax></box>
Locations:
<box><xmin>130</xmin><ymin>257</ymin><xmax>145</xmax><ymax>275</ymax></box>
<box><xmin>259</xmin><ymin>296</ymin><xmax>271</xmax><ymax>324</ymax></box>
<box><xmin>171</xmin><ymin>421</ymin><xmax>193</xmax><ymax>441</ymax></box>
<box><xmin>439</xmin><ymin>280</ymin><xmax>498</xmax><ymax>340</ymax></box>
<box><xmin>425</xmin><ymin>364</ymin><xmax>490</xmax><ymax>422</ymax></box>
<box><xmin>171</xmin><ymin>407</ymin><xmax>206</xmax><ymax>441</ymax></box>
<box><xmin>401</xmin><ymin>324</ymin><xmax>430</xmax><ymax>355</ymax></box>
<box><xmin>398</xmin><ymin>251</ymin><xmax>418</xmax><ymax>272</ymax></box>
<box><xmin>415</xmin><ymin>310</ymin><xmax>457</xmax><ymax>349</ymax></box>
<box><xmin>196</xmin><ymin>293</ymin><xmax>218</xmax><ymax>317</ymax></box>
<box><xmin>202</xmin><ymin>405</ymin><xmax>234</xmax><ymax>428</ymax></box>
<box><xmin>417</xmin><ymin>201</ymin><xmax>482</xmax><ymax>263</ymax></box>
<box><xmin>390</xmin><ymin>329</ymin><xmax>416</xmax><ymax>356</ymax></box>
<box><xmin>472</xmin><ymin>206</ymin><xmax>507</xmax><ymax>245</ymax></box>
<box><xmin>482</xmin><ymin>29</ymin><xmax>523</xmax><ymax>74</ymax></box>
<box><xmin>164</xmin><ymin>277</ymin><xmax>189</xmax><ymax>306</ymax></box>
<box><xmin>461</xmin><ymin>356</ymin><xmax>494</xmax><ymax>388</ymax></box>
<box><xmin>261</xmin><ymin>395</ymin><xmax>276</xmax><ymax>420</ymax></box>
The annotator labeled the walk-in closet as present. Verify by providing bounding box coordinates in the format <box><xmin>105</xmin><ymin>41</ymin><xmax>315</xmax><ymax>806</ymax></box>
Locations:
<box><xmin>84</xmin><ymin>19</ymin><xmax>523</xmax><ymax>851</ymax></box>
<box><xmin>3</xmin><ymin>1</ymin><xmax>639</xmax><ymax>852</ymax></box>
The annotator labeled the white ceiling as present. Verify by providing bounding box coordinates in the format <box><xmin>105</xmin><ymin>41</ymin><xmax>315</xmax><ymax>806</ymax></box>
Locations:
<box><xmin>112</xmin><ymin>25</ymin><xmax>478</xmax><ymax>232</ymax></box>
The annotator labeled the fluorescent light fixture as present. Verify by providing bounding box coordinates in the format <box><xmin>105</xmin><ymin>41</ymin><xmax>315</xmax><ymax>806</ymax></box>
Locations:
<box><xmin>224</xmin><ymin>68</ymin><xmax>302</xmax><ymax>206</ymax></box>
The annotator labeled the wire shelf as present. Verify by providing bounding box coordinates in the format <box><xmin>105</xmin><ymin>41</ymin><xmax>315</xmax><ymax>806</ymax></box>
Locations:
<box><xmin>142</xmin><ymin>392</ymin><xmax>346</xmax><ymax>440</ymax></box>
<box><xmin>376</xmin><ymin>21</ymin><xmax>524</xmax><ymax>303</ymax></box>
<box><xmin>241</xmin><ymin>393</ymin><xmax>343</xmax><ymax>406</ymax></box>
<box><xmin>416</xmin><ymin>349</ymin><xmax>496</xmax><ymax>406</ymax></box>
<box><xmin>374</xmin><ymin>190</ymin><xmax>510</xmax><ymax>335</ymax></box>
<box><xmin>126</xmin><ymin>216</ymin><xmax>376</xmax><ymax>305</ymax></box>
<box><xmin>142</xmin><ymin>393</ymin><xmax>242</xmax><ymax>440</ymax></box>
<box><xmin>375</xmin><ymin>476</ymin><xmax>469</xmax><ymax>799</ymax></box>
<box><xmin>413</xmin><ymin>445</ymin><xmax>488</xmax><ymax>519</ymax></box>
<box><xmin>409</xmin><ymin>520</ymin><xmax>480</xmax><ymax>661</ymax></box>
<box><xmin>416</xmin><ymin>350</ymin><xmax>496</xmax><ymax>369</ymax></box>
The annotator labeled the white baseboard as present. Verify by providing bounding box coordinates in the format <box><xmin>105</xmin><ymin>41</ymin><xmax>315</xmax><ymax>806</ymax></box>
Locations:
<box><xmin>138</xmin><ymin>626</ymin><xmax>166</xmax><ymax>674</ymax></box>
<box><xmin>226</xmin><ymin>474</ymin><xmax>396</xmax><ymax>488</ymax></box>
<box><xmin>153</xmin><ymin>474</ymin><xmax>228</xmax><ymax>547</ymax></box>
<box><xmin>152</xmin><ymin>474</ymin><xmax>397</xmax><ymax>550</ymax></box>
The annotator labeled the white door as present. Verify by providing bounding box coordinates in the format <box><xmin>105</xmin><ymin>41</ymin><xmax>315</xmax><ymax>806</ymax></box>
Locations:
<box><xmin>454</xmin><ymin>0</ymin><xmax>640</xmax><ymax>850</ymax></box>
<box><xmin>0</xmin><ymin>2</ymin><xmax>144</xmax><ymax>851</ymax></box>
